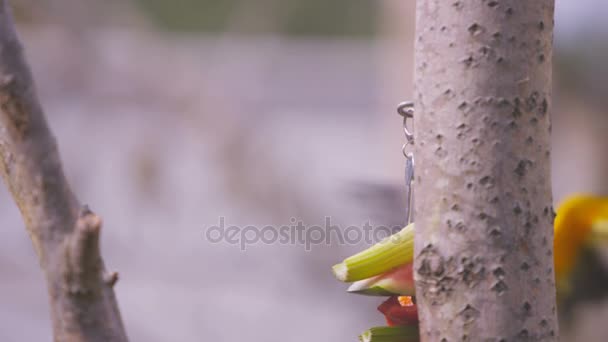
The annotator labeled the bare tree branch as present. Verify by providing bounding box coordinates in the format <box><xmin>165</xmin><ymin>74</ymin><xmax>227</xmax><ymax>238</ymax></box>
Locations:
<box><xmin>413</xmin><ymin>1</ymin><xmax>558</xmax><ymax>340</ymax></box>
<box><xmin>0</xmin><ymin>1</ymin><xmax>128</xmax><ymax>341</ymax></box>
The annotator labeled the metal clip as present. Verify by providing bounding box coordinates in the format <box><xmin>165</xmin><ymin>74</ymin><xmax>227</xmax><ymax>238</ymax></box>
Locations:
<box><xmin>397</xmin><ymin>101</ymin><xmax>415</xmax><ymax>225</ymax></box>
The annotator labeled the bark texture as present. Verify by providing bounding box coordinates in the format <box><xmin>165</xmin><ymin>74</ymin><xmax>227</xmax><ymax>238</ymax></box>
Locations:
<box><xmin>413</xmin><ymin>1</ymin><xmax>557</xmax><ymax>341</ymax></box>
<box><xmin>0</xmin><ymin>2</ymin><xmax>128</xmax><ymax>341</ymax></box>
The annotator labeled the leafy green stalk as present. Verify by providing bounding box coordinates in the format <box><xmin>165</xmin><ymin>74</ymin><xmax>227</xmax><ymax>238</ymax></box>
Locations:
<box><xmin>332</xmin><ymin>224</ymin><xmax>414</xmax><ymax>282</ymax></box>
<box><xmin>359</xmin><ymin>326</ymin><xmax>419</xmax><ymax>342</ymax></box>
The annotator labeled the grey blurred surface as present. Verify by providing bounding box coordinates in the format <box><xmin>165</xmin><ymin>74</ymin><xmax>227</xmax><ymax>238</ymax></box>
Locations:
<box><xmin>0</xmin><ymin>30</ymin><xmax>401</xmax><ymax>341</ymax></box>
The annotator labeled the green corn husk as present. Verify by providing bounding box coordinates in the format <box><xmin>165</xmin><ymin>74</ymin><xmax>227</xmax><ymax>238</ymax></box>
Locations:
<box><xmin>347</xmin><ymin>262</ymin><xmax>415</xmax><ymax>296</ymax></box>
<box><xmin>359</xmin><ymin>326</ymin><xmax>419</xmax><ymax>342</ymax></box>
<box><xmin>332</xmin><ymin>224</ymin><xmax>414</xmax><ymax>282</ymax></box>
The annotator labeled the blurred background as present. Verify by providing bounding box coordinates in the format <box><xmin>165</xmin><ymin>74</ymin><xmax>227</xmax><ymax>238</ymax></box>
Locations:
<box><xmin>0</xmin><ymin>0</ymin><xmax>607</xmax><ymax>340</ymax></box>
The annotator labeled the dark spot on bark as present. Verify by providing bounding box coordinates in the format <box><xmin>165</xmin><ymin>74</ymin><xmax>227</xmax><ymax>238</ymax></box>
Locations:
<box><xmin>477</xmin><ymin>46</ymin><xmax>496</xmax><ymax>62</ymax></box>
<box><xmin>491</xmin><ymin>280</ymin><xmax>508</xmax><ymax>295</ymax></box>
<box><xmin>478</xmin><ymin>212</ymin><xmax>487</xmax><ymax>220</ymax></box>
<box><xmin>518</xmin><ymin>329</ymin><xmax>529</xmax><ymax>339</ymax></box>
<box><xmin>461</xmin><ymin>55</ymin><xmax>474</xmax><ymax>67</ymax></box>
<box><xmin>458</xmin><ymin>102</ymin><xmax>468</xmax><ymax>110</ymax></box>
<box><xmin>539</xmin><ymin>21</ymin><xmax>545</xmax><ymax>30</ymax></box>
<box><xmin>468</xmin><ymin>23</ymin><xmax>482</xmax><ymax>36</ymax></box>
<box><xmin>515</xmin><ymin>160</ymin><xmax>533</xmax><ymax>177</ymax></box>
<box><xmin>493</xmin><ymin>267</ymin><xmax>505</xmax><ymax>278</ymax></box>
<box><xmin>525</xmin><ymin>221</ymin><xmax>533</xmax><ymax>234</ymax></box>
<box><xmin>538</xmin><ymin>54</ymin><xmax>545</xmax><ymax>63</ymax></box>
<box><xmin>459</xmin><ymin>256</ymin><xmax>484</xmax><ymax>287</ymax></box>
<box><xmin>526</xmin><ymin>136</ymin><xmax>534</xmax><ymax>145</ymax></box>
<box><xmin>417</xmin><ymin>245</ymin><xmax>456</xmax><ymax>304</ymax></box>
<box><xmin>526</xmin><ymin>91</ymin><xmax>539</xmax><ymax>112</ymax></box>
<box><xmin>418</xmin><ymin>245</ymin><xmax>443</xmax><ymax>276</ymax></box>
<box><xmin>521</xmin><ymin>262</ymin><xmax>530</xmax><ymax>271</ymax></box>
<box><xmin>513</xmin><ymin>96</ymin><xmax>521</xmax><ymax>107</ymax></box>
<box><xmin>505</xmin><ymin>7</ymin><xmax>513</xmax><ymax>15</ymax></box>
<box><xmin>497</xmin><ymin>98</ymin><xmax>510</xmax><ymax>107</ymax></box>
<box><xmin>539</xmin><ymin>98</ymin><xmax>548</xmax><ymax>116</ymax></box>
<box><xmin>512</xmin><ymin>106</ymin><xmax>522</xmax><ymax>118</ymax></box>
<box><xmin>457</xmin><ymin>304</ymin><xmax>480</xmax><ymax>325</ymax></box>
<box><xmin>513</xmin><ymin>204</ymin><xmax>522</xmax><ymax>215</ymax></box>
<box><xmin>487</xmin><ymin>0</ymin><xmax>499</xmax><ymax>7</ymax></box>
<box><xmin>466</xmin><ymin>182</ymin><xmax>473</xmax><ymax>190</ymax></box>
<box><xmin>454</xmin><ymin>221</ymin><xmax>466</xmax><ymax>232</ymax></box>
<box><xmin>489</xmin><ymin>227</ymin><xmax>502</xmax><ymax>238</ymax></box>
<box><xmin>479</xmin><ymin>176</ymin><xmax>493</xmax><ymax>187</ymax></box>
<box><xmin>435</xmin><ymin>146</ymin><xmax>448</xmax><ymax>158</ymax></box>
<box><xmin>523</xmin><ymin>301</ymin><xmax>532</xmax><ymax>314</ymax></box>
<box><xmin>451</xmin><ymin>204</ymin><xmax>460</xmax><ymax>211</ymax></box>
<box><xmin>530</xmin><ymin>117</ymin><xmax>538</xmax><ymax>125</ymax></box>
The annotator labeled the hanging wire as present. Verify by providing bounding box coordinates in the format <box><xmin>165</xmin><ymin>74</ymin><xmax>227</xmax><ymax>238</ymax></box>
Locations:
<box><xmin>397</xmin><ymin>101</ymin><xmax>415</xmax><ymax>225</ymax></box>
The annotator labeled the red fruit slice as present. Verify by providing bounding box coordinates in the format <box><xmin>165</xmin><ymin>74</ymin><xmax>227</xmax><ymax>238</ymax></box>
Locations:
<box><xmin>378</xmin><ymin>296</ymin><xmax>419</xmax><ymax>327</ymax></box>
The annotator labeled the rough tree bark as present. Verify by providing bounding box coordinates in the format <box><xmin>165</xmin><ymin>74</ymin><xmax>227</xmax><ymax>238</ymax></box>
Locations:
<box><xmin>0</xmin><ymin>1</ymin><xmax>128</xmax><ymax>341</ymax></box>
<box><xmin>413</xmin><ymin>1</ymin><xmax>558</xmax><ymax>341</ymax></box>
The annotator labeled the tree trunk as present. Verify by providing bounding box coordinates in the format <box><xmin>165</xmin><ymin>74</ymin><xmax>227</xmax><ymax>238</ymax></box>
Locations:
<box><xmin>0</xmin><ymin>1</ymin><xmax>128</xmax><ymax>341</ymax></box>
<box><xmin>413</xmin><ymin>1</ymin><xmax>558</xmax><ymax>340</ymax></box>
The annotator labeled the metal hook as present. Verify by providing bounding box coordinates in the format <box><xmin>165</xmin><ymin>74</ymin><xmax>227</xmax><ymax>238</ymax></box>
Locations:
<box><xmin>397</xmin><ymin>101</ymin><xmax>415</xmax><ymax>225</ymax></box>
<box><xmin>397</xmin><ymin>101</ymin><xmax>415</xmax><ymax>161</ymax></box>
<box><xmin>397</xmin><ymin>101</ymin><xmax>415</xmax><ymax>145</ymax></box>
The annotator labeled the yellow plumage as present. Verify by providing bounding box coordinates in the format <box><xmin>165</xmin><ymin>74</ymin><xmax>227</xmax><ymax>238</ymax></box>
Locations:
<box><xmin>554</xmin><ymin>195</ymin><xmax>608</xmax><ymax>291</ymax></box>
